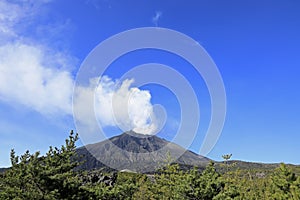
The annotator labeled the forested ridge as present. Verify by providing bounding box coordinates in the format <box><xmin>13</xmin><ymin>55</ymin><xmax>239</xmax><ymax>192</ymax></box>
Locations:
<box><xmin>0</xmin><ymin>131</ymin><xmax>299</xmax><ymax>200</ymax></box>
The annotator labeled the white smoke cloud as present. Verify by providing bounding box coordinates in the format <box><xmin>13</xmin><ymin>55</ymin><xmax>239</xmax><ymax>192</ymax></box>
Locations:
<box><xmin>75</xmin><ymin>76</ymin><xmax>158</xmax><ymax>135</ymax></box>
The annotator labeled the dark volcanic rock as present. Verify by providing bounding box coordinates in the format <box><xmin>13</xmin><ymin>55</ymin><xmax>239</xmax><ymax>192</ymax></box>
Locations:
<box><xmin>110</xmin><ymin>131</ymin><xmax>166</xmax><ymax>153</ymax></box>
<box><xmin>77</xmin><ymin>131</ymin><xmax>210</xmax><ymax>173</ymax></box>
<box><xmin>79</xmin><ymin>171</ymin><xmax>118</xmax><ymax>186</ymax></box>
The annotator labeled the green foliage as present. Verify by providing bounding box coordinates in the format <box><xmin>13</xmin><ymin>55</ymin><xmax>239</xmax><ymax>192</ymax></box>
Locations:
<box><xmin>268</xmin><ymin>163</ymin><xmax>299</xmax><ymax>200</ymax></box>
<box><xmin>1</xmin><ymin>135</ymin><xmax>300</xmax><ymax>200</ymax></box>
<box><xmin>0</xmin><ymin>130</ymin><xmax>91</xmax><ymax>200</ymax></box>
<box><xmin>132</xmin><ymin>175</ymin><xmax>156</xmax><ymax>200</ymax></box>
<box><xmin>185</xmin><ymin>162</ymin><xmax>224</xmax><ymax>199</ymax></box>
<box><xmin>152</xmin><ymin>163</ymin><xmax>189</xmax><ymax>199</ymax></box>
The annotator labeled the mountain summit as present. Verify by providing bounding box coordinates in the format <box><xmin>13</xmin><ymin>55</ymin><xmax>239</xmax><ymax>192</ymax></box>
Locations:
<box><xmin>77</xmin><ymin>131</ymin><xmax>210</xmax><ymax>173</ymax></box>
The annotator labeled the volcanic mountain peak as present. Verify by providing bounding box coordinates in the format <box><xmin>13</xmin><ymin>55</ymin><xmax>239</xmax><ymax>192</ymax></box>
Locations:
<box><xmin>109</xmin><ymin>131</ymin><xmax>168</xmax><ymax>153</ymax></box>
<box><xmin>77</xmin><ymin>131</ymin><xmax>210</xmax><ymax>173</ymax></box>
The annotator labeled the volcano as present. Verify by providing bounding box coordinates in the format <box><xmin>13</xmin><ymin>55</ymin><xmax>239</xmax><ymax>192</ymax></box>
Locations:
<box><xmin>76</xmin><ymin>131</ymin><xmax>210</xmax><ymax>173</ymax></box>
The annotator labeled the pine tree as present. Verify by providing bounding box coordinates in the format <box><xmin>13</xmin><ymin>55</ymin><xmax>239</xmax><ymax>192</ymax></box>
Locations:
<box><xmin>270</xmin><ymin>163</ymin><xmax>299</xmax><ymax>199</ymax></box>
<box><xmin>0</xmin><ymin>130</ymin><xmax>91</xmax><ymax>200</ymax></box>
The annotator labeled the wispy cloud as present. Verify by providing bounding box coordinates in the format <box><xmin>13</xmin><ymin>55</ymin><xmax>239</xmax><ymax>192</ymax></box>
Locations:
<box><xmin>0</xmin><ymin>43</ymin><xmax>74</xmax><ymax>115</ymax></box>
<box><xmin>152</xmin><ymin>11</ymin><xmax>162</xmax><ymax>27</ymax></box>
<box><xmin>0</xmin><ymin>0</ymin><xmax>53</xmax><ymax>43</ymax></box>
<box><xmin>0</xmin><ymin>0</ymin><xmax>23</xmax><ymax>41</ymax></box>
<box><xmin>0</xmin><ymin>1</ymin><xmax>75</xmax><ymax>116</ymax></box>
<box><xmin>85</xmin><ymin>0</ymin><xmax>113</xmax><ymax>10</ymax></box>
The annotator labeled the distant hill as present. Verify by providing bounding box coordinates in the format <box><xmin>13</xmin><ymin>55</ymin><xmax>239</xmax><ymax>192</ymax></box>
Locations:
<box><xmin>215</xmin><ymin>160</ymin><xmax>300</xmax><ymax>176</ymax></box>
<box><xmin>0</xmin><ymin>167</ymin><xmax>8</xmax><ymax>173</ymax></box>
<box><xmin>76</xmin><ymin>131</ymin><xmax>210</xmax><ymax>173</ymax></box>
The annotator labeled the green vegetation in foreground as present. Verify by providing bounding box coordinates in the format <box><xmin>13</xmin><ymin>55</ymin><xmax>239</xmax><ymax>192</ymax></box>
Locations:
<box><xmin>0</xmin><ymin>131</ymin><xmax>300</xmax><ymax>199</ymax></box>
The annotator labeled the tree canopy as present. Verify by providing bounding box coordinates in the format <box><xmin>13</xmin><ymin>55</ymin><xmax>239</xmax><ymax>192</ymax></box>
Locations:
<box><xmin>0</xmin><ymin>130</ymin><xmax>299</xmax><ymax>199</ymax></box>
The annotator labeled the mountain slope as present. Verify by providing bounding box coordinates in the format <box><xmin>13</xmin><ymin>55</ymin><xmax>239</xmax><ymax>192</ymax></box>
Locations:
<box><xmin>77</xmin><ymin>131</ymin><xmax>210</xmax><ymax>173</ymax></box>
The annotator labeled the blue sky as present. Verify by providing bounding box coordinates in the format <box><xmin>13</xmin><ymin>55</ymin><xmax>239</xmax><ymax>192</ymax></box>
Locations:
<box><xmin>0</xmin><ymin>0</ymin><xmax>300</xmax><ymax>167</ymax></box>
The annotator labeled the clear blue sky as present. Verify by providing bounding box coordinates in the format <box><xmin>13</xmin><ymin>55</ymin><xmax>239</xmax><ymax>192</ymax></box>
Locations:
<box><xmin>0</xmin><ymin>0</ymin><xmax>300</xmax><ymax>167</ymax></box>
